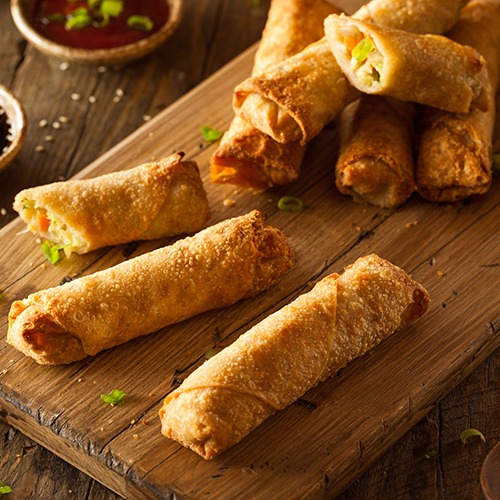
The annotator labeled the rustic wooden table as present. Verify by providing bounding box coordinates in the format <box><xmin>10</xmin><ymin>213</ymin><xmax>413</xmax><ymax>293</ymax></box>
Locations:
<box><xmin>0</xmin><ymin>0</ymin><xmax>498</xmax><ymax>498</ymax></box>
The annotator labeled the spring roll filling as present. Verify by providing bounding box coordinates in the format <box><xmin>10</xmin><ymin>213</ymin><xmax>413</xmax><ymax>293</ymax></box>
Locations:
<box><xmin>19</xmin><ymin>198</ymin><xmax>85</xmax><ymax>256</ymax></box>
<box><xmin>340</xmin><ymin>26</ymin><xmax>384</xmax><ymax>89</ymax></box>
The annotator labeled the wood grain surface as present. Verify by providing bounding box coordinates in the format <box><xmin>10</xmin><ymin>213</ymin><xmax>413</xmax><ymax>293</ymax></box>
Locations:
<box><xmin>0</xmin><ymin>0</ymin><xmax>499</xmax><ymax>498</ymax></box>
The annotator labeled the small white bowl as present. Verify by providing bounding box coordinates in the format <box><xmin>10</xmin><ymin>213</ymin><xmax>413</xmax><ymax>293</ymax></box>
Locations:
<box><xmin>10</xmin><ymin>0</ymin><xmax>184</xmax><ymax>66</ymax></box>
<box><xmin>0</xmin><ymin>85</ymin><xmax>27</xmax><ymax>172</ymax></box>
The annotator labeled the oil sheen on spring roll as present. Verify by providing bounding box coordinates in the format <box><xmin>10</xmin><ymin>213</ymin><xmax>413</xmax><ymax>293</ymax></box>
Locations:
<box><xmin>233</xmin><ymin>0</ymin><xmax>471</xmax><ymax>145</ymax></box>
<box><xmin>210</xmin><ymin>0</ymin><xmax>340</xmax><ymax>189</ymax></box>
<box><xmin>13</xmin><ymin>152</ymin><xmax>210</xmax><ymax>255</ymax></box>
<box><xmin>160</xmin><ymin>254</ymin><xmax>430</xmax><ymax>460</ymax></box>
<box><xmin>336</xmin><ymin>96</ymin><xmax>416</xmax><ymax>208</ymax></box>
<box><xmin>7</xmin><ymin>210</ymin><xmax>294</xmax><ymax>365</ymax></box>
<box><xmin>416</xmin><ymin>0</ymin><xmax>500</xmax><ymax>202</ymax></box>
<box><xmin>325</xmin><ymin>14</ymin><xmax>486</xmax><ymax>114</ymax></box>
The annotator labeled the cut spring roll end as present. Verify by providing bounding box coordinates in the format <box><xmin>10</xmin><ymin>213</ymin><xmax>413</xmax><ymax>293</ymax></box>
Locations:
<box><xmin>325</xmin><ymin>14</ymin><xmax>486</xmax><ymax>114</ymax></box>
<box><xmin>160</xmin><ymin>254</ymin><xmax>430</xmax><ymax>460</ymax></box>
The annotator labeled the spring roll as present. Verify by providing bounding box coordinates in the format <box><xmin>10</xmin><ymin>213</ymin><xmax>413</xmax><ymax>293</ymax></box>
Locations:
<box><xmin>7</xmin><ymin>210</ymin><xmax>294</xmax><ymax>365</ymax></box>
<box><xmin>13</xmin><ymin>152</ymin><xmax>210</xmax><ymax>255</ymax></box>
<box><xmin>160</xmin><ymin>254</ymin><xmax>430</xmax><ymax>460</ymax></box>
<box><xmin>233</xmin><ymin>0</ymin><xmax>470</xmax><ymax>144</ymax></box>
<box><xmin>210</xmin><ymin>0</ymin><xmax>340</xmax><ymax>189</ymax></box>
<box><xmin>416</xmin><ymin>0</ymin><xmax>500</xmax><ymax>202</ymax></box>
<box><xmin>335</xmin><ymin>96</ymin><xmax>416</xmax><ymax>208</ymax></box>
<box><xmin>325</xmin><ymin>14</ymin><xmax>486</xmax><ymax>114</ymax></box>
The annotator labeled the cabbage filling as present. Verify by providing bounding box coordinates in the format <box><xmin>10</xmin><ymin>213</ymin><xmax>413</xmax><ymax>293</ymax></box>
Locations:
<box><xmin>20</xmin><ymin>198</ymin><xmax>85</xmax><ymax>256</ymax></box>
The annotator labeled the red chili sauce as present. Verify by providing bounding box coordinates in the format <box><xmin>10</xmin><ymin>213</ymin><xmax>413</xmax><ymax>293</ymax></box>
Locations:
<box><xmin>32</xmin><ymin>0</ymin><xmax>169</xmax><ymax>49</ymax></box>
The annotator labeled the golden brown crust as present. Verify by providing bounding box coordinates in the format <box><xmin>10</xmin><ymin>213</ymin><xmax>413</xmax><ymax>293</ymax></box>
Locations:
<box><xmin>13</xmin><ymin>152</ymin><xmax>210</xmax><ymax>253</ymax></box>
<box><xmin>354</xmin><ymin>0</ymin><xmax>469</xmax><ymax>34</ymax></box>
<box><xmin>211</xmin><ymin>0</ymin><xmax>340</xmax><ymax>189</ymax></box>
<box><xmin>7</xmin><ymin>210</ymin><xmax>294</xmax><ymax>365</ymax></box>
<box><xmin>231</xmin><ymin>0</ymin><xmax>470</xmax><ymax>145</ymax></box>
<box><xmin>416</xmin><ymin>0</ymin><xmax>500</xmax><ymax>202</ymax></box>
<box><xmin>325</xmin><ymin>14</ymin><xmax>486</xmax><ymax>114</ymax></box>
<box><xmin>336</xmin><ymin>96</ymin><xmax>416</xmax><ymax>208</ymax></box>
<box><xmin>159</xmin><ymin>254</ymin><xmax>430</xmax><ymax>460</ymax></box>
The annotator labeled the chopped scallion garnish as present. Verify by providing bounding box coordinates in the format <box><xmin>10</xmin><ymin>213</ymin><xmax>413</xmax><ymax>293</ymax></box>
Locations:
<box><xmin>351</xmin><ymin>37</ymin><xmax>373</xmax><ymax>63</ymax></box>
<box><xmin>41</xmin><ymin>240</ymin><xmax>66</xmax><ymax>264</ymax></box>
<box><xmin>65</xmin><ymin>8</ymin><xmax>92</xmax><ymax>30</ymax></box>
<box><xmin>42</xmin><ymin>12</ymin><xmax>66</xmax><ymax>23</ymax></box>
<box><xmin>460</xmin><ymin>428</ymin><xmax>486</xmax><ymax>444</ymax></box>
<box><xmin>100</xmin><ymin>0</ymin><xmax>124</xmax><ymax>18</ymax></box>
<box><xmin>0</xmin><ymin>480</ymin><xmax>12</xmax><ymax>495</ymax></box>
<box><xmin>200</xmin><ymin>126</ymin><xmax>223</xmax><ymax>142</ymax></box>
<box><xmin>127</xmin><ymin>15</ymin><xmax>154</xmax><ymax>32</ymax></box>
<box><xmin>101</xmin><ymin>389</ymin><xmax>127</xmax><ymax>406</ymax></box>
<box><xmin>278</xmin><ymin>195</ymin><xmax>305</xmax><ymax>212</ymax></box>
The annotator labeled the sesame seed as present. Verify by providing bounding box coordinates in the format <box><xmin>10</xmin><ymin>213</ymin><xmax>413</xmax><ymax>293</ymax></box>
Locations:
<box><xmin>97</xmin><ymin>65</ymin><xmax>107</xmax><ymax>73</ymax></box>
<box><xmin>115</xmin><ymin>88</ymin><xmax>124</xmax><ymax>97</ymax></box>
<box><xmin>143</xmin><ymin>114</ymin><xmax>151</xmax><ymax>122</ymax></box>
<box><xmin>52</xmin><ymin>121</ymin><xmax>61</xmax><ymax>129</ymax></box>
<box><xmin>44</xmin><ymin>135</ymin><xmax>54</xmax><ymax>142</ymax></box>
<box><xmin>70</xmin><ymin>93</ymin><xmax>81</xmax><ymax>101</ymax></box>
<box><xmin>35</xmin><ymin>145</ymin><xmax>45</xmax><ymax>152</ymax></box>
<box><xmin>113</xmin><ymin>96</ymin><xmax>121</xmax><ymax>103</ymax></box>
<box><xmin>59</xmin><ymin>115</ymin><xmax>69</xmax><ymax>123</ymax></box>
<box><xmin>39</xmin><ymin>119</ymin><xmax>48</xmax><ymax>128</ymax></box>
<box><xmin>59</xmin><ymin>62</ymin><xmax>69</xmax><ymax>71</ymax></box>
<box><xmin>88</xmin><ymin>95</ymin><xmax>96</xmax><ymax>104</ymax></box>
<box><xmin>0</xmin><ymin>208</ymin><xmax>6</xmax><ymax>216</ymax></box>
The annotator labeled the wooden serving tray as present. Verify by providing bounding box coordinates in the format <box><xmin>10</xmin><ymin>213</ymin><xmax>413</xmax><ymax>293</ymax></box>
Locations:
<box><xmin>0</xmin><ymin>43</ymin><xmax>499</xmax><ymax>499</ymax></box>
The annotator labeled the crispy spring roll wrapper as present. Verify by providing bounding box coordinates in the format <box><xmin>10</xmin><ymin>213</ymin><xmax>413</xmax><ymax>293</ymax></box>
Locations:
<box><xmin>160</xmin><ymin>254</ymin><xmax>430</xmax><ymax>460</ymax></box>
<box><xmin>416</xmin><ymin>0</ymin><xmax>500</xmax><ymax>202</ymax></box>
<box><xmin>336</xmin><ymin>96</ymin><xmax>416</xmax><ymax>208</ymax></box>
<box><xmin>7</xmin><ymin>210</ymin><xmax>294</xmax><ymax>365</ymax></box>
<box><xmin>233</xmin><ymin>0</ymin><xmax>471</xmax><ymax>144</ymax></box>
<box><xmin>210</xmin><ymin>0</ymin><xmax>340</xmax><ymax>189</ymax></box>
<box><xmin>13</xmin><ymin>152</ymin><xmax>210</xmax><ymax>255</ymax></box>
<box><xmin>325</xmin><ymin>14</ymin><xmax>486</xmax><ymax>114</ymax></box>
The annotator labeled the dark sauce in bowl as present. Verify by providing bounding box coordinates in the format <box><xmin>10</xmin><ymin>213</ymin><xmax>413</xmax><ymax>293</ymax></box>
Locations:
<box><xmin>32</xmin><ymin>0</ymin><xmax>169</xmax><ymax>49</ymax></box>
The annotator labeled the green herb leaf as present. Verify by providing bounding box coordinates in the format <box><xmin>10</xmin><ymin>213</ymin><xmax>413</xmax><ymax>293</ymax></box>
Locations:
<box><xmin>352</xmin><ymin>37</ymin><xmax>373</xmax><ymax>62</ymax></box>
<box><xmin>460</xmin><ymin>428</ymin><xmax>486</xmax><ymax>444</ymax></box>
<box><xmin>127</xmin><ymin>15</ymin><xmax>154</xmax><ymax>32</ymax></box>
<box><xmin>200</xmin><ymin>126</ymin><xmax>223</xmax><ymax>142</ymax></box>
<box><xmin>101</xmin><ymin>389</ymin><xmax>127</xmax><ymax>406</ymax></box>
<box><xmin>100</xmin><ymin>0</ymin><xmax>124</xmax><ymax>18</ymax></box>
<box><xmin>41</xmin><ymin>240</ymin><xmax>65</xmax><ymax>264</ymax></box>
<box><xmin>0</xmin><ymin>481</ymin><xmax>12</xmax><ymax>495</ymax></box>
<box><xmin>492</xmin><ymin>153</ymin><xmax>500</xmax><ymax>175</ymax></box>
<box><xmin>424</xmin><ymin>449</ymin><xmax>437</xmax><ymax>459</ymax></box>
<box><xmin>278</xmin><ymin>195</ymin><xmax>305</xmax><ymax>212</ymax></box>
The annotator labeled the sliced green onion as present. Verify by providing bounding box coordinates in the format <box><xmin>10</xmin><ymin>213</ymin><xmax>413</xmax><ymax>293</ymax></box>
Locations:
<box><xmin>460</xmin><ymin>428</ymin><xmax>486</xmax><ymax>444</ymax></box>
<box><xmin>424</xmin><ymin>449</ymin><xmax>437</xmax><ymax>459</ymax></box>
<box><xmin>492</xmin><ymin>153</ymin><xmax>500</xmax><ymax>175</ymax></box>
<box><xmin>0</xmin><ymin>481</ymin><xmax>12</xmax><ymax>495</ymax></box>
<box><xmin>127</xmin><ymin>15</ymin><xmax>154</xmax><ymax>32</ymax></box>
<box><xmin>100</xmin><ymin>0</ymin><xmax>124</xmax><ymax>18</ymax></box>
<box><xmin>278</xmin><ymin>195</ymin><xmax>305</xmax><ymax>212</ymax></box>
<box><xmin>101</xmin><ymin>389</ymin><xmax>127</xmax><ymax>406</ymax></box>
<box><xmin>351</xmin><ymin>37</ymin><xmax>373</xmax><ymax>62</ymax></box>
<box><xmin>65</xmin><ymin>8</ymin><xmax>92</xmax><ymax>30</ymax></box>
<box><xmin>200</xmin><ymin>125</ymin><xmax>223</xmax><ymax>142</ymax></box>
<box><xmin>41</xmin><ymin>240</ymin><xmax>65</xmax><ymax>264</ymax></box>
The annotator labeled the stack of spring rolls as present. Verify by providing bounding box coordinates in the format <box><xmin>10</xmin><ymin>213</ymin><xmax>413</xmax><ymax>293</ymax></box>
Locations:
<box><xmin>217</xmin><ymin>0</ymin><xmax>499</xmax><ymax>207</ymax></box>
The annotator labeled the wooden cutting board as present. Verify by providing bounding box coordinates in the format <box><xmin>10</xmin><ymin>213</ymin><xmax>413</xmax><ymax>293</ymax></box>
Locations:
<box><xmin>0</xmin><ymin>42</ymin><xmax>499</xmax><ymax>499</ymax></box>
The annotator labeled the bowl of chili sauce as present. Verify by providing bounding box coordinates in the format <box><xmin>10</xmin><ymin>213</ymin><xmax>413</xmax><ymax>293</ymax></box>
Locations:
<box><xmin>0</xmin><ymin>85</ymin><xmax>27</xmax><ymax>172</ymax></box>
<box><xmin>10</xmin><ymin>0</ymin><xmax>183</xmax><ymax>65</ymax></box>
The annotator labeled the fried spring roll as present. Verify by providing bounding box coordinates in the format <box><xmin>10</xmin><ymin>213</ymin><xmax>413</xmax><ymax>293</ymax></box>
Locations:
<box><xmin>160</xmin><ymin>254</ymin><xmax>430</xmax><ymax>460</ymax></box>
<box><xmin>233</xmin><ymin>0</ymin><xmax>470</xmax><ymax>144</ymax></box>
<box><xmin>325</xmin><ymin>14</ymin><xmax>486</xmax><ymax>114</ymax></box>
<box><xmin>416</xmin><ymin>0</ymin><xmax>500</xmax><ymax>202</ymax></box>
<box><xmin>210</xmin><ymin>0</ymin><xmax>340</xmax><ymax>189</ymax></box>
<box><xmin>336</xmin><ymin>96</ymin><xmax>416</xmax><ymax>208</ymax></box>
<box><xmin>13</xmin><ymin>152</ymin><xmax>210</xmax><ymax>255</ymax></box>
<box><xmin>7</xmin><ymin>210</ymin><xmax>294</xmax><ymax>365</ymax></box>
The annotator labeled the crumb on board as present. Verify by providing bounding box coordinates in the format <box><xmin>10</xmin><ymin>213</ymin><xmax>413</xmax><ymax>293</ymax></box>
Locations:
<box><xmin>405</xmin><ymin>221</ymin><xmax>418</xmax><ymax>229</ymax></box>
<box><xmin>223</xmin><ymin>198</ymin><xmax>236</xmax><ymax>208</ymax></box>
<box><xmin>436</xmin><ymin>270</ymin><xmax>445</xmax><ymax>277</ymax></box>
<box><xmin>132</xmin><ymin>434</ymin><xmax>139</xmax><ymax>440</ymax></box>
